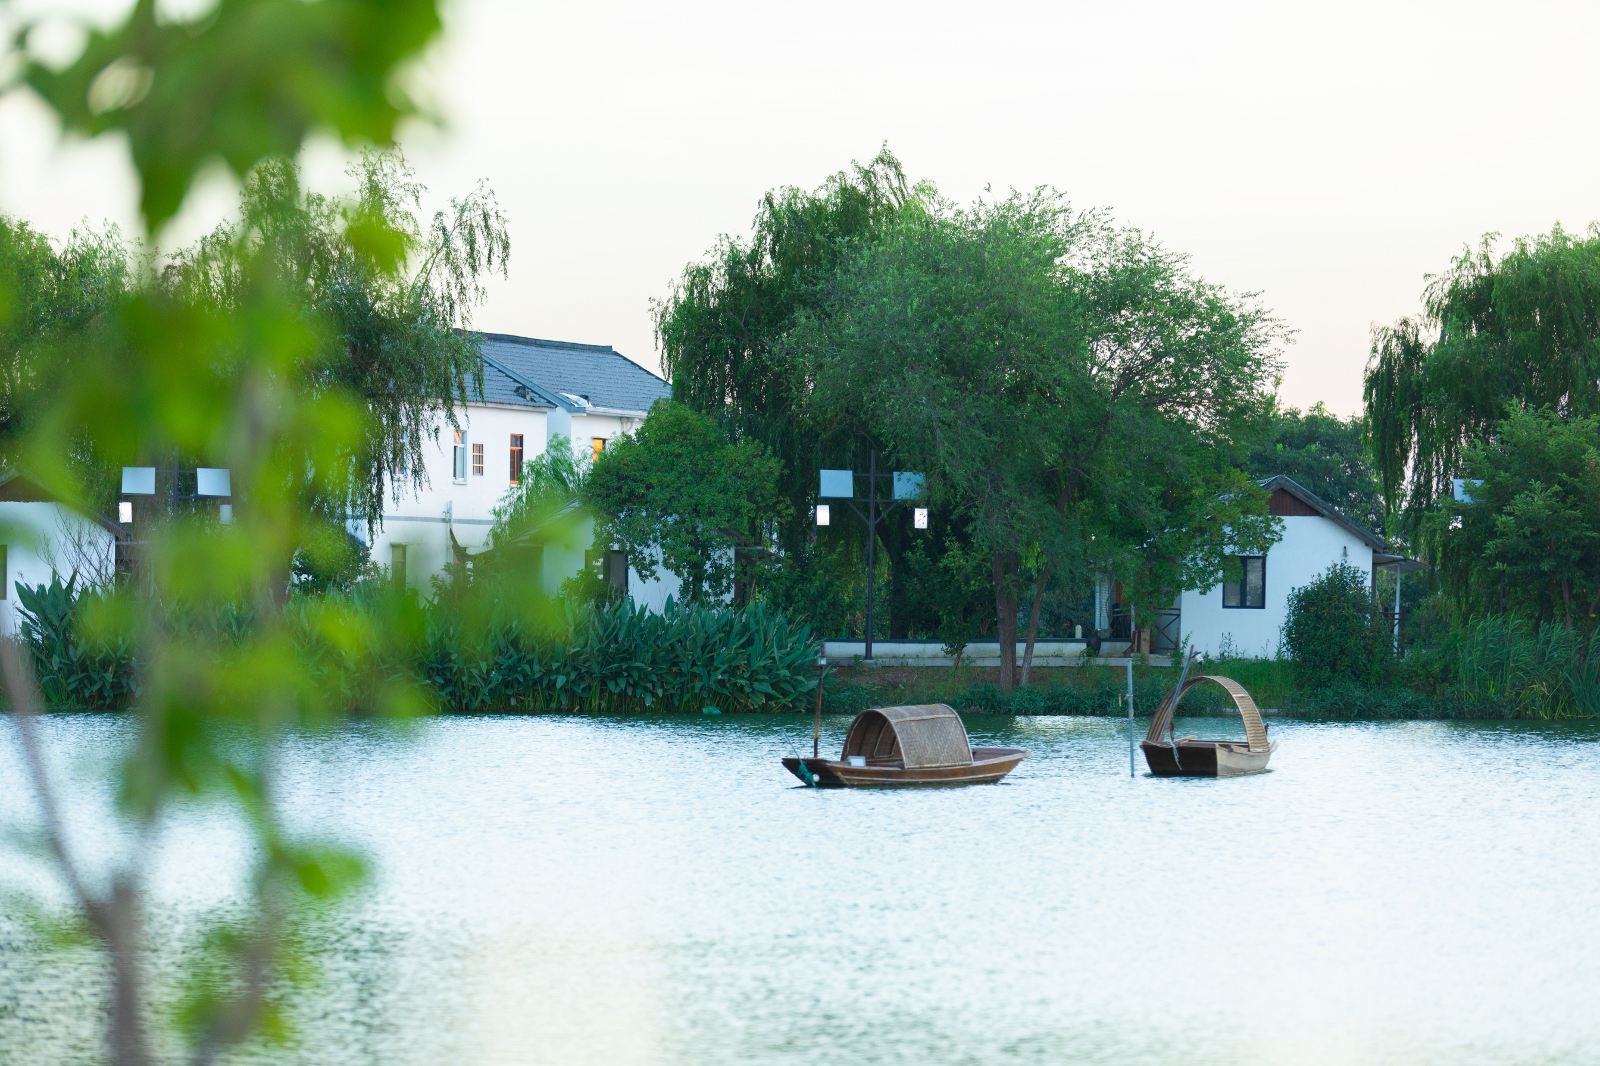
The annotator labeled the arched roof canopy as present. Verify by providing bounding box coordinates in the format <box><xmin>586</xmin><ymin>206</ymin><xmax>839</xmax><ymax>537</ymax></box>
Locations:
<box><xmin>843</xmin><ymin>704</ymin><xmax>974</xmax><ymax>769</ymax></box>
<box><xmin>1145</xmin><ymin>675</ymin><xmax>1270</xmax><ymax>753</ymax></box>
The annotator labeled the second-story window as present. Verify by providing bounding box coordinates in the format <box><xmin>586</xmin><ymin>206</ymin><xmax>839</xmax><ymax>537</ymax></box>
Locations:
<box><xmin>471</xmin><ymin>442</ymin><xmax>484</xmax><ymax>476</ymax></box>
<box><xmin>452</xmin><ymin>430</ymin><xmax>468</xmax><ymax>482</ymax></box>
<box><xmin>591</xmin><ymin>436</ymin><xmax>606</xmax><ymax>462</ymax></box>
<box><xmin>509</xmin><ymin>434</ymin><xmax>524</xmax><ymax>484</ymax></box>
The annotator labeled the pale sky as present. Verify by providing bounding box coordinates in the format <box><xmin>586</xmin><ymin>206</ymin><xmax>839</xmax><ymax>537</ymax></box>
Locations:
<box><xmin>5</xmin><ymin>0</ymin><xmax>1600</xmax><ymax>416</ymax></box>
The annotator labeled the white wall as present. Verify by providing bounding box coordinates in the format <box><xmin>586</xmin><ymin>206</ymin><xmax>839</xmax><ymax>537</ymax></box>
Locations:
<box><xmin>1181</xmin><ymin>514</ymin><xmax>1373</xmax><ymax>658</ymax></box>
<box><xmin>364</xmin><ymin>402</ymin><xmax>677</xmax><ymax>607</ymax></box>
<box><xmin>0</xmin><ymin>502</ymin><xmax>117</xmax><ymax>635</ymax></box>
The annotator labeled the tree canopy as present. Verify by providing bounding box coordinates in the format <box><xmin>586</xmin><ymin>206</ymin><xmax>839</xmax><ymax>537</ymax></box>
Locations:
<box><xmin>1366</xmin><ymin>225</ymin><xmax>1600</xmax><ymax>532</ymax></box>
<box><xmin>585</xmin><ymin>401</ymin><xmax>787</xmax><ymax>603</ymax></box>
<box><xmin>1246</xmin><ymin>403</ymin><xmax>1383</xmax><ymax>534</ymax></box>
<box><xmin>166</xmin><ymin>153</ymin><xmax>509</xmax><ymax>529</ymax></box>
<box><xmin>1427</xmin><ymin>408</ymin><xmax>1600</xmax><ymax>625</ymax></box>
<box><xmin>793</xmin><ymin>190</ymin><xmax>1285</xmax><ymax>688</ymax></box>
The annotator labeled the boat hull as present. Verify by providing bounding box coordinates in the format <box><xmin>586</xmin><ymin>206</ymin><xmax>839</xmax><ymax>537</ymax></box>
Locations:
<box><xmin>783</xmin><ymin>746</ymin><xmax>1026</xmax><ymax>788</ymax></box>
<box><xmin>1140</xmin><ymin>739</ymin><xmax>1276</xmax><ymax>778</ymax></box>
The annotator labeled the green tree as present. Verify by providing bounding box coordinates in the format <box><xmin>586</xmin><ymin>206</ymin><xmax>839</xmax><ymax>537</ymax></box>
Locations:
<box><xmin>797</xmin><ymin>191</ymin><xmax>1283</xmax><ymax>689</ymax></box>
<box><xmin>657</xmin><ymin>148</ymin><xmax>924</xmax><ymax>613</ymax></box>
<box><xmin>1281</xmin><ymin>561</ymin><xmax>1388</xmax><ymax>689</ymax></box>
<box><xmin>3</xmin><ymin>3</ymin><xmax>454</xmax><ymax>1064</ymax></box>
<box><xmin>1366</xmin><ymin>225</ymin><xmax>1600</xmax><ymax>532</ymax></box>
<box><xmin>1247</xmin><ymin>402</ymin><xmax>1384</xmax><ymax>533</ymax></box>
<box><xmin>585</xmin><ymin>401</ymin><xmax>788</xmax><ymax>603</ymax></box>
<box><xmin>1428</xmin><ymin>409</ymin><xmax>1600</xmax><ymax>625</ymax></box>
<box><xmin>166</xmin><ymin>152</ymin><xmax>509</xmax><ymax>531</ymax></box>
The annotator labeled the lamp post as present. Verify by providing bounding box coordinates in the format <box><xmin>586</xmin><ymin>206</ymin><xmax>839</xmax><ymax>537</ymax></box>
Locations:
<box><xmin>816</xmin><ymin>451</ymin><xmax>927</xmax><ymax>663</ymax></box>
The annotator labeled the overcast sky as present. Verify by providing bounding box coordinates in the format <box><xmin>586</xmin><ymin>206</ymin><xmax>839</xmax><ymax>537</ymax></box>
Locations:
<box><xmin>5</xmin><ymin>0</ymin><xmax>1600</xmax><ymax>416</ymax></box>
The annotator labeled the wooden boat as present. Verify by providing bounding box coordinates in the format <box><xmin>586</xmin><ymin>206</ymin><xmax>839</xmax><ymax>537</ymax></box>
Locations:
<box><xmin>1141</xmin><ymin>668</ymin><xmax>1276</xmax><ymax>778</ymax></box>
<box><xmin>784</xmin><ymin>704</ymin><xmax>1026</xmax><ymax>787</ymax></box>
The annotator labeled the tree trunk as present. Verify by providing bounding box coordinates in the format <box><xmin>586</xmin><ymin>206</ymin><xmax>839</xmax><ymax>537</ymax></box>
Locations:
<box><xmin>992</xmin><ymin>550</ymin><xmax>1019</xmax><ymax>693</ymax></box>
<box><xmin>106</xmin><ymin>880</ymin><xmax>151</xmax><ymax>1066</ymax></box>
<box><xmin>1019</xmin><ymin>565</ymin><xmax>1051</xmax><ymax>688</ymax></box>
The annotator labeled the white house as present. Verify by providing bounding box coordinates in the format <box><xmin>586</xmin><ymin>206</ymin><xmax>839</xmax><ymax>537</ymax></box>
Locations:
<box><xmin>1097</xmin><ymin>475</ymin><xmax>1414</xmax><ymax>658</ymax></box>
<box><xmin>0</xmin><ymin>472</ymin><xmax>121</xmax><ymax>634</ymax></box>
<box><xmin>359</xmin><ymin>332</ymin><xmax>681</xmax><ymax>608</ymax></box>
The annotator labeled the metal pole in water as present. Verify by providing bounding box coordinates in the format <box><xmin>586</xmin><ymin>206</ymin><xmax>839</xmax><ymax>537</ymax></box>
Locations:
<box><xmin>1126</xmin><ymin>658</ymin><xmax>1135</xmax><ymax>778</ymax></box>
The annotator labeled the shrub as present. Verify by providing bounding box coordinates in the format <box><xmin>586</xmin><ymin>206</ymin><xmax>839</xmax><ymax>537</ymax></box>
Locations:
<box><xmin>1400</xmin><ymin>615</ymin><xmax>1600</xmax><ymax>719</ymax></box>
<box><xmin>1281</xmin><ymin>562</ymin><xmax>1389</xmax><ymax>690</ymax></box>
<box><xmin>14</xmin><ymin>575</ymin><xmax>136</xmax><ymax>710</ymax></box>
<box><xmin>418</xmin><ymin>597</ymin><xmax>818</xmax><ymax>714</ymax></box>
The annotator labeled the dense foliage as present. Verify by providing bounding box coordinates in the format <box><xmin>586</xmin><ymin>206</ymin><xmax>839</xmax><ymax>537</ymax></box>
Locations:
<box><xmin>14</xmin><ymin>575</ymin><xmax>137</xmax><ymax>710</ymax></box>
<box><xmin>1247</xmin><ymin>403</ymin><xmax>1384</xmax><ymax>533</ymax></box>
<box><xmin>168</xmin><ymin>153</ymin><xmax>509</xmax><ymax>531</ymax></box>
<box><xmin>1425</xmin><ymin>409</ymin><xmax>1600</xmax><ymax>625</ymax></box>
<box><xmin>585</xmin><ymin>402</ymin><xmax>787</xmax><ymax>602</ymax></box>
<box><xmin>793</xmin><ymin>190</ymin><xmax>1285</xmax><ymax>687</ymax></box>
<box><xmin>1280</xmin><ymin>562</ymin><xmax>1389</xmax><ymax>690</ymax></box>
<box><xmin>1365</xmin><ymin>225</ymin><xmax>1600</xmax><ymax>534</ymax></box>
<box><xmin>15</xmin><ymin>579</ymin><xmax>817</xmax><ymax>717</ymax></box>
<box><xmin>422</xmin><ymin>598</ymin><xmax>816</xmax><ymax>714</ymax></box>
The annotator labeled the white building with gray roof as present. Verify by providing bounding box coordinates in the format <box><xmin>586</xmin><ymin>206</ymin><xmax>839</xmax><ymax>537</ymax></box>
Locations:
<box><xmin>360</xmin><ymin>332</ymin><xmax>680</xmax><ymax>607</ymax></box>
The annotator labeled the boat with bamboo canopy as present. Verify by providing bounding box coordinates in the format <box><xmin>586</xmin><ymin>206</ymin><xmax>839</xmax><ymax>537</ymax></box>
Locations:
<box><xmin>1141</xmin><ymin>656</ymin><xmax>1276</xmax><ymax>777</ymax></box>
<box><xmin>784</xmin><ymin>704</ymin><xmax>1026</xmax><ymax>787</ymax></box>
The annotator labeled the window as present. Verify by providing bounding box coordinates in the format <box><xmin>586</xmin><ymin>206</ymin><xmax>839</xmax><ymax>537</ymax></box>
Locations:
<box><xmin>591</xmin><ymin>436</ymin><xmax>607</xmax><ymax>462</ymax></box>
<box><xmin>509</xmin><ymin>434</ymin><xmax>524</xmax><ymax>484</ymax></box>
<box><xmin>452</xmin><ymin>430</ymin><xmax>468</xmax><ymax>482</ymax></box>
<box><xmin>471</xmin><ymin>442</ymin><xmax>484</xmax><ymax>476</ymax></box>
<box><xmin>391</xmin><ymin>543</ymin><xmax>407</xmax><ymax>589</ymax></box>
<box><xmin>1222</xmin><ymin>555</ymin><xmax>1265</xmax><ymax>609</ymax></box>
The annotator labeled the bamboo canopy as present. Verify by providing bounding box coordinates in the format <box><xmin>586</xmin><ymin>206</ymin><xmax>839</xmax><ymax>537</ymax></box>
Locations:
<box><xmin>1145</xmin><ymin>675</ymin><xmax>1270</xmax><ymax>754</ymax></box>
<box><xmin>842</xmin><ymin>704</ymin><xmax>974</xmax><ymax>769</ymax></box>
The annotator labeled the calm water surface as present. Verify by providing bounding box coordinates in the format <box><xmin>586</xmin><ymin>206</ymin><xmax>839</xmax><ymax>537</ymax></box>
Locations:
<box><xmin>3</xmin><ymin>713</ymin><xmax>1599</xmax><ymax>1065</ymax></box>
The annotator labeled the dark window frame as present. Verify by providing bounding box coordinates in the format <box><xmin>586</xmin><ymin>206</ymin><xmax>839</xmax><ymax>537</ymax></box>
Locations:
<box><xmin>1221</xmin><ymin>554</ymin><xmax>1266</xmax><ymax>610</ymax></box>
<box><xmin>509</xmin><ymin>434</ymin><xmax>524</xmax><ymax>485</ymax></box>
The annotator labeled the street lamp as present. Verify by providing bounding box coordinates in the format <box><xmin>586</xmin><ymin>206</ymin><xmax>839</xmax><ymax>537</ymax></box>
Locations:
<box><xmin>816</xmin><ymin>450</ymin><xmax>928</xmax><ymax>663</ymax></box>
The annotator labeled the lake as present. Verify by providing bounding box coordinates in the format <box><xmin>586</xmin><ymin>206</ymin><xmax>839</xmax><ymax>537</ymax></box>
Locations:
<box><xmin>3</xmin><ymin>713</ymin><xmax>1599</xmax><ymax>1064</ymax></box>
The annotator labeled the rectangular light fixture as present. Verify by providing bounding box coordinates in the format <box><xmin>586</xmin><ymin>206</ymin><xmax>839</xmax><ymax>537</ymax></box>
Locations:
<box><xmin>121</xmin><ymin>467</ymin><xmax>156</xmax><ymax>495</ymax></box>
<box><xmin>219</xmin><ymin>503</ymin><xmax>234</xmax><ymax>525</ymax></box>
<box><xmin>815</xmin><ymin>504</ymin><xmax>831</xmax><ymax>526</ymax></box>
<box><xmin>893</xmin><ymin>471</ymin><xmax>927</xmax><ymax>501</ymax></box>
<box><xmin>913</xmin><ymin>507</ymin><xmax>929</xmax><ymax>529</ymax></box>
<box><xmin>118</xmin><ymin>500</ymin><xmax>133</xmax><ymax>524</ymax></box>
<box><xmin>819</xmin><ymin>469</ymin><xmax>853</xmax><ymax>498</ymax></box>
<box><xmin>196</xmin><ymin>467</ymin><xmax>231</xmax><ymax>497</ymax></box>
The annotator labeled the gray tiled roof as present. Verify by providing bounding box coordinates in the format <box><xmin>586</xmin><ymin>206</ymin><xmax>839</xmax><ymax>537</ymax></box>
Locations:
<box><xmin>469</xmin><ymin>332</ymin><xmax>670</xmax><ymax>415</ymax></box>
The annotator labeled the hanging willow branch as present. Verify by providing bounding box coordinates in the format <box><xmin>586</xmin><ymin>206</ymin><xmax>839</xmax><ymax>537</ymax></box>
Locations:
<box><xmin>1363</xmin><ymin>224</ymin><xmax>1600</xmax><ymax>536</ymax></box>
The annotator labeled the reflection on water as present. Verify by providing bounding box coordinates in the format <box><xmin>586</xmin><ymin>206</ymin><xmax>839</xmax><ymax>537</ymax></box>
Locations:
<box><xmin>3</xmin><ymin>713</ymin><xmax>1600</xmax><ymax>1064</ymax></box>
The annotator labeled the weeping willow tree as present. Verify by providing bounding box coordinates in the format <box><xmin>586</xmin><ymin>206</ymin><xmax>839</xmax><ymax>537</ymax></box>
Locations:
<box><xmin>655</xmin><ymin>148</ymin><xmax>924</xmax><ymax>561</ymax></box>
<box><xmin>166</xmin><ymin>152</ymin><xmax>510</xmax><ymax>532</ymax></box>
<box><xmin>1365</xmin><ymin>225</ymin><xmax>1600</xmax><ymax>535</ymax></box>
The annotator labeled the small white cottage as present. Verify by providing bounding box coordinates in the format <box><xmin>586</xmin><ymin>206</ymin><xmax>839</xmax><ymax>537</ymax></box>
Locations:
<box><xmin>1097</xmin><ymin>475</ymin><xmax>1414</xmax><ymax>659</ymax></box>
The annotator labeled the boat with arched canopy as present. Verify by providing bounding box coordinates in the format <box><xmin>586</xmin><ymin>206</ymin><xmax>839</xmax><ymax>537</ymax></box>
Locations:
<box><xmin>784</xmin><ymin>704</ymin><xmax>1026</xmax><ymax>787</ymax></box>
<box><xmin>1141</xmin><ymin>668</ymin><xmax>1276</xmax><ymax>777</ymax></box>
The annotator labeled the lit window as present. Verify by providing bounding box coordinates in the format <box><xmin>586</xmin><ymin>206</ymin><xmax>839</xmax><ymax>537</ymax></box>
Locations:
<box><xmin>509</xmin><ymin>434</ymin><xmax>524</xmax><ymax>484</ymax></box>
<box><xmin>452</xmin><ymin>429</ymin><xmax>467</xmax><ymax>482</ymax></box>
<box><xmin>471</xmin><ymin>442</ymin><xmax>484</xmax><ymax>476</ymax></box>
<box><xmin>1222</xmin><ymin>555</ymin><xmax>1265</xmax><ymax>609</ymax></box>
<box><xmin>591</xmin><ymin>436</ymin><xmax>607</xmax><ymax>462</ymax></box>
<box><xmin>391</xmin><ymin>543</ymin><xmax>407</xmax><ymax>589</ymax></box>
